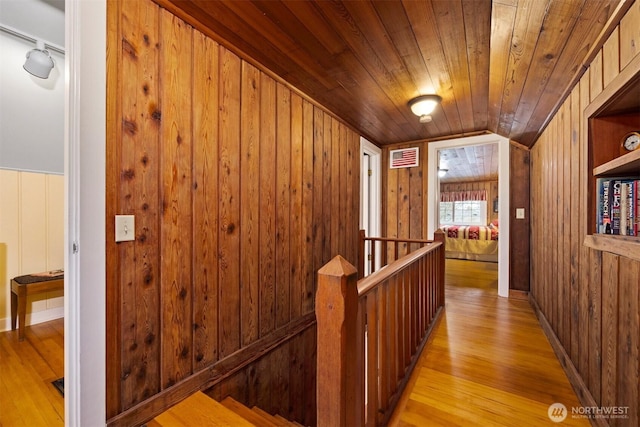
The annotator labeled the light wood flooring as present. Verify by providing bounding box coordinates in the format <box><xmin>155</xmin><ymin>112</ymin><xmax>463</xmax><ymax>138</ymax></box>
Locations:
<box><xmin>0</xmin><ymin>317</ymin><xmax>64</xmax><ymax>426</ymax></box>
<box><xmin>389</xmin><ymin>259</ymin><xmax>589</xmax><ymax>426</ymax></box>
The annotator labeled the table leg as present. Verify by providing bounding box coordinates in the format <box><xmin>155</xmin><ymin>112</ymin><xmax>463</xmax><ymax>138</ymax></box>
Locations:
<box><xmin>11</xmin><ymin>290</ymin><xmax>17</xmax><ymax>330</ymax></box>
<box><xmin>18</xmin><ymin>287</ymin><xmax>27</xmax><ymax>341</ymax></box>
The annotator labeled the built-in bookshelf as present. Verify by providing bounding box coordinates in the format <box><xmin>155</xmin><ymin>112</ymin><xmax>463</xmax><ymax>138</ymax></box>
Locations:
<box><xmin>585</xmin><ymin>61</ymin><xmax>640</xmax><ymax>258</ymax></box>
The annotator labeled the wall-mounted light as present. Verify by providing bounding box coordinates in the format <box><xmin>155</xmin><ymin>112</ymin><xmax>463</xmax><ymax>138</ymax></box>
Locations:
<box><xmin>23</xmin><ymin>40</ymin><xmax>54</xmax><ymax>79</ymax></box>
<box><xmin>408</xmin><ymin>94</ymin><xmax>442</xmax><ymax>123</ymax></box>
<box><xmin>438</xmin><ymin>168</ymin><xmax>448</xmax><ymax>178</ymax></box>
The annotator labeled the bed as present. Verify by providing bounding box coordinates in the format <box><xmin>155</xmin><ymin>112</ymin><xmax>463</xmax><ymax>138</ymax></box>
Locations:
<box><xmin>440</xmin><ymin>223</ymin><xmax>499</xmax><ymax>262</ymax></box>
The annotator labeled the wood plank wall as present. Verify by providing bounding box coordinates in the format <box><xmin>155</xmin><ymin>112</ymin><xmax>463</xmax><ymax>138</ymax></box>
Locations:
<box><xmin>105</xmin><ymin>0</ymin><xmax>360</xmax><ymax>424</ymax></box>
<box><xmin>440</xmin><ymin>180</ymin><xmax>499</xmax><ymax>226</ymax></box>
<box><xmin>381</xmin><ymin>143</ymin><xmax>428</xmax><ymax>262</ymax></box>
<box><xmin>530</xmin><ymin>3</ymin><xmax>640</xmax><ymax>426</ymax></box>
<box><xmin>510</xmin><ymin>145</ymin><xmax>530</xmax><ymax>292</ymax></box>
<box><xmin>382</xmin><ymin>143</ymin><xmax>530</xmax><ymax>291</ymax></box>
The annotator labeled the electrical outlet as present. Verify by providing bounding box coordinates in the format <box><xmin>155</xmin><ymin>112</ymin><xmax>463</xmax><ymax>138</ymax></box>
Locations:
<box><xmin>516</xmin><ymin>208</ymin><xmax>525</xmax><ymax>219</ymax></box>
<box><xmin>115</xmin><ymin>215</ymin><xmax>135</xmax><ymax>242</ymax></box>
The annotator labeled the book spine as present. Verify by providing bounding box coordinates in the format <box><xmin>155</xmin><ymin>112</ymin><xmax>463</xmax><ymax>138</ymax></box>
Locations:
<box><xmin>636</xmin><ymin>180</ymin><xmax>640</xmax><ymax>236</ymax></box>
<box><xmin>610</xmin><ymin>180</ymin><xmax>622</xmax><ymax>235</ymax></box>
<box><xmin>600</xmin><ymin>179</ymin><xmax>611</xmax><ymax>234</ymax></box>
<box><xmin>621</xmin><ymin>181</ymin><xmax>629</xmax><ymax>236</ymax></box>
<box><xmin>627</xmin><ymin>181</ymin><xmax>634</xmax><ymax>236</ymax></box>
<box><xmin>596</xmin><ymin>178</ymin><xmax>602</xmax><ymax>233</ymax></box>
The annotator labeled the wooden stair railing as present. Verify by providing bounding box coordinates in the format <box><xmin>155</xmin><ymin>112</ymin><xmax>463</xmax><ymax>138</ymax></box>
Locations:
<box><xmin>358</xmin><ymin>229</ymin><xmax>441</xmax><ymax>278</ymax></box>
<box><xmin>317</xmin><ymin>231</ymin><xmax>445</xmax><ymax>427</ymax></box>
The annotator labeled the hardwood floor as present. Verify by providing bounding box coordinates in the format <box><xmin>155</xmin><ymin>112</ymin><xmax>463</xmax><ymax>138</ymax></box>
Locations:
<box><xmin>0</xmin><ymin>317</ymin><xmax>64</xmax><ymax>426</ymax></box>
<box><xmin>389</xmin><ymin>259</ymin><xmax>588</xmax><ymax>426</ymax></box>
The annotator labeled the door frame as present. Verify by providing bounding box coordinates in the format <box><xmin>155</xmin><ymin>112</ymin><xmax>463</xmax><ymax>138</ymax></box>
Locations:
<box><xmin>360</xmin><ymin>137</ymin><xmax>381</xmax><ymax>274</ymax></box>
<box><xmin>65</xmin><ymin>0</ymin><xmax>107</xmax><ymax>425</ymax></box>
<box><xmin>427</xmin><ymin>134</ymin><xmax>510</xmax><ymax>297</ymax></box>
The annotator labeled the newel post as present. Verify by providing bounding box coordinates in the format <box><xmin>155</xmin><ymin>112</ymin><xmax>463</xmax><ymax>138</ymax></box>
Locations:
<box><xmin>434</xmin><ymin>229</ymin><xmax>446</xmax><ymax>308</ymax></box>
<box><xmin>316</xmin><ymin>255</ymin><xmax>363</xmax><ymax>427</ymax></box>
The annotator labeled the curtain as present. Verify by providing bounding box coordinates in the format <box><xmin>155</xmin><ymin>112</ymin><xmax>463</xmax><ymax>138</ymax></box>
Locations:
<box><xmin>440</xmin><ymin>190</ymin><xmax>487</xmax><ymax>202</ymax></box>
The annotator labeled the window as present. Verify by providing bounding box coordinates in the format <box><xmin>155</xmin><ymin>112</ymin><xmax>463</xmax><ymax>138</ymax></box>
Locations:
<box><xmin>439</xmin><ymin>190</ymin><xmax>488</xmax><ymax>226</ymax></box>
<box><xmin>439</xmin><ymin>200</ymin><xmax>487</xmax><ymax>226</ymax></box>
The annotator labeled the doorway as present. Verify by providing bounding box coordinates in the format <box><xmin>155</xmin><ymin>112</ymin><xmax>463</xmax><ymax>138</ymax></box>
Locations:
<box><xmin>360</xmin><ymin>137</ymin><xmax>381</xmax><ymax>276</ymax></box>
<box><xmin>427</xmin><ymin>134</ymin><xmax>510</xmax><ymax>297</ymax></box>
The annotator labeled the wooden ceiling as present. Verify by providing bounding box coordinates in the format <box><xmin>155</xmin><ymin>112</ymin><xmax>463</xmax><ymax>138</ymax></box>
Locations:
<box><xmin>439</xmin><ymin>144</ymin><xmax>499</xmax><ymax>183</ymax></box>
<box><xmin>157</xmin><ymin>0</ymin><xmax>627</xmax><ymax>148</ymax></box>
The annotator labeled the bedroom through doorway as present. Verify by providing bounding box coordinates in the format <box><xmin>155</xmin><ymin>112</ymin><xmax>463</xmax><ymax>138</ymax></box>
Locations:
<box><xmin>427</xmin><ymin>134</ymin><xmax>510</xmax><ymax>297</ymax></box>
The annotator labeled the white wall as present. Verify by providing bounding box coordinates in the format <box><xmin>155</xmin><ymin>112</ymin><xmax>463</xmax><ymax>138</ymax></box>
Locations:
<box><xmin>0</xmin><ymin>0</ymin><xmax>65</xmax><ymax>174</ymax></box>
<box><xmin>0</xmin><ymin>0</ymin><xmax>65</xmax><ymax>47</ymax></box>
<box><xmin>0</xmin><ymin>34</ymin><xmax>65</xmax><ymax>173</ymax></box>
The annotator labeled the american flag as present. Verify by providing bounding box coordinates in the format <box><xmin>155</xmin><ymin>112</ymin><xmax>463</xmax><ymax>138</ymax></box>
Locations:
<box><xmin>390</xmin><ymin>147</ymin><xmax>418</xmax><ymax>168</ymax></box>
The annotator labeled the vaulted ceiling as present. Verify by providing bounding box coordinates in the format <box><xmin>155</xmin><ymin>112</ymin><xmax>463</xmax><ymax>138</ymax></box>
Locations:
<box><xmin>156</xmin><ymin>0</ymin><xmax>626</xmax><ymax>148</ymax></box>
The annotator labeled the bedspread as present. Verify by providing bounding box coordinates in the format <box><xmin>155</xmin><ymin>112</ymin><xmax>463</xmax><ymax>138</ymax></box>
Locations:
<box><xmin>440</xmin><ymin>225</ymin><xmax>498</xmax><ymax>262</ymax></box>
<box><xmin>442</xmin><ymin>225</ymin><xmax>498</xmax><ymax>241</ymax></box>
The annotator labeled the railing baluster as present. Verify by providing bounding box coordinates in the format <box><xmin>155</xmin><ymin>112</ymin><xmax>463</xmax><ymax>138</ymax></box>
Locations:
<box><xmin>358</xmin><ymin>229</ymin><xmax>366</xmax><ymax>279</ymax></box>
<box><xmin>366</xmin><ymin>292</ymin><xmax>378</xmax><ymax>427</ymax></box>
<box><xmin>377</xmin><ymin>281</ymin><xmax>388</xmax><ymax>425</ymax></box>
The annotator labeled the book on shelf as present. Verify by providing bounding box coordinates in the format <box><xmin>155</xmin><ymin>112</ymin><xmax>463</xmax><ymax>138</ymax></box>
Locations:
<box><xmin>596</xmin><ymin>177</ymin><xmax>640</xmax><ymax>236</ymax></box>
<box><xmin>596</xmin><ymin>178</ymin><xmax>612</xmax><ymax>234</ymax></box>
<box><xmin>611</xmin><ymin>180</ymin><xmax>622</xmax><ymax>234</ymax></box>
<box><xmin>635</xmin><ymin>180</ymin><xmax>640</xmax><ymax>236</ymax></box>
<box><xmin>624</xmin><ymin>181</ymin><xmax>635</xmax><ymax>236</ymax></box>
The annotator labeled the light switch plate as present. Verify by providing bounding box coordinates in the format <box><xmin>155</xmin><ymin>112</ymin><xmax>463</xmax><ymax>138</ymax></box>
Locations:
<box><xmin>515</xmin><ymin>208</ymin><xmax>525</xmax><ymax>219</ymax></box>
<box><xmin>115</xmin><ymin>215</ymin><xmax>135</xmax><ymax>242</ymax></box>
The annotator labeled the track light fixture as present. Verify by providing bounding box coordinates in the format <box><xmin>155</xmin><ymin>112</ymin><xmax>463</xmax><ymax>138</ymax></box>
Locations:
<box><xmin>24</xmin><ymin>40</ymin><xmax>54</xmax><ymax>79</ymax></box>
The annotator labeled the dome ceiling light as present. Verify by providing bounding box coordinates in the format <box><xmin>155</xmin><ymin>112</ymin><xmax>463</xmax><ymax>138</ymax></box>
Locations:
<box><xmin>408</xmin><ymin>94</ymin><xmax>442</xmax><ymax>123</ymax></box>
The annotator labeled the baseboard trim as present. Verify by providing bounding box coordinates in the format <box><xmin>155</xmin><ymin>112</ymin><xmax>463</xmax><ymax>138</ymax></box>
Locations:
<box><xmin>508</xmin><ymin>289</ymin><xmax>528</xmax><ymax>300</ymax></box>
<box><xmin>0</xmin><ymin>306</ymin><xmax>64</xmax><ymax>332</ymax></box>
<box><xmin>528</xmin><ymin>294</ymin><xmax>606</xmax><ymax>427</ymax></box>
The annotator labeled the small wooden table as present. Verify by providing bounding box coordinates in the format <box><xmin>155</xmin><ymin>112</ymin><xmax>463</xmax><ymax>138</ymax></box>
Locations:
<box><xmin>11</xmin><ymin>271</ymin><xmax>64</xmax><ymax>341</ymax></box>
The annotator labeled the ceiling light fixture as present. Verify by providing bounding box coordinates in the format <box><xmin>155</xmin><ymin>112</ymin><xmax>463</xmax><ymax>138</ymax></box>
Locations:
<box><xmin>437</xmin><ymin>150</ymin><xmax>447</xmax><ymax>178</ymax></box>
<box><xmin>24</xmin><ymin>40</ymin><xmax>55</xmax><ymax>79</ymax></box>
<box><xmin>408</xmin><ymin>94</ymin><xmax>442</xmax><ymax>123</ymax></box>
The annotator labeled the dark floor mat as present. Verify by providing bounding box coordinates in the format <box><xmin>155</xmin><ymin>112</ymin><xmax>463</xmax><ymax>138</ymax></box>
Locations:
<box><xmin>52</xmin><ymin>377</ymin><xmax>64</xmax><ymax>397</ymax></box>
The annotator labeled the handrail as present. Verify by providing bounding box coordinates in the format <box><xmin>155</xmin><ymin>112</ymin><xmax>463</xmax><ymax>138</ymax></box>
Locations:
<box><xmin>317</xmin><ymin>230</ymin><xmax>445</xmax><ymax>426</ymax></box>
<box><xmin>357</xmin><ymin>242</ymin><xmax>441</xmax><ymax>296</ymax></box>
<box><xmin>358</xmin><ymin>229</ymin><xmax>445</xmax><ymax>278</ymax></box>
